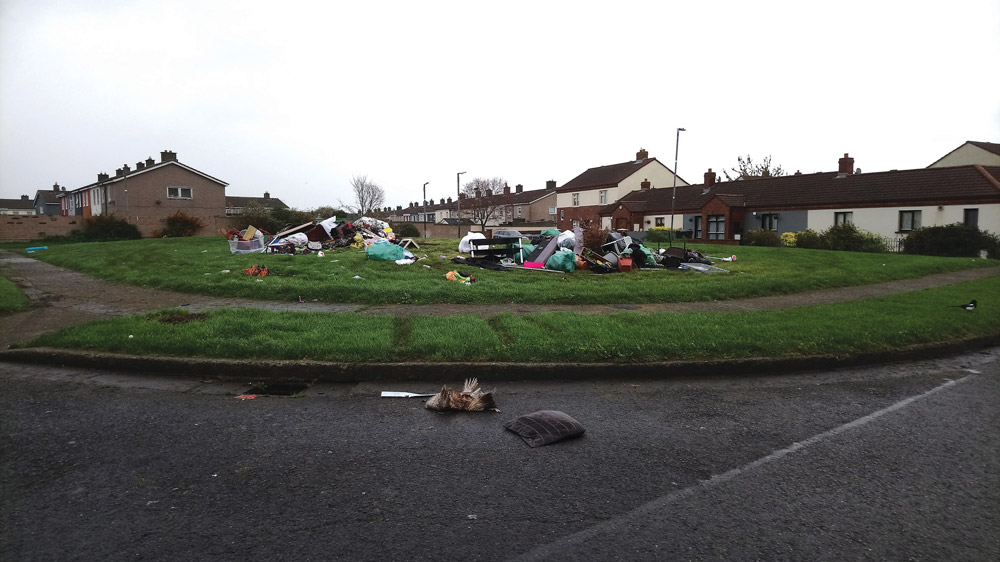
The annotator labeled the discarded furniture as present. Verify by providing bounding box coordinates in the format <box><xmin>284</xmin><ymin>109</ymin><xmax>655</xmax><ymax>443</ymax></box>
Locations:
<box><xmin>469</xmin><ymin>237</ymin><xmax>517</xmax><ymax>260</ymax></box>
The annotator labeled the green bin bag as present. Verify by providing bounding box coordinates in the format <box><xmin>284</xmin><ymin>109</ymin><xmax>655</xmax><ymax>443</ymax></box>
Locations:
<box><xmin>366</xmin><ymin>242</ymin><xmax>405</xmax><ymax>261</ymax></box>
<box><xmin>545</xmin><ymin>250</ymin><xmax>577</xmax><ymax>272</ymax></box>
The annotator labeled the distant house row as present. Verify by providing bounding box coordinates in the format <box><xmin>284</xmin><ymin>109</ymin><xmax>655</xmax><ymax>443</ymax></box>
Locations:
<box><xmin>1</xmin><ymin>150</ymin><xmax>287</xmax><ymax>238</ymax></box>
<box><xmin>388</xmin><ymin>141</ymin><xmax>1000</xmax><ymax>243</ymax></box>
<box><xmin>4</xmin><ymin>141</ymin><xmax>998</xmax><ymax>243</ymax></box>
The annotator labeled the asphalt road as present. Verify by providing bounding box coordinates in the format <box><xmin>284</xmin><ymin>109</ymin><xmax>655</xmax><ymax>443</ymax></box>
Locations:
<box><xmin>2</xmin><ymin>350</ymin><xmax>998</xmax><ymax>562</ymax></box>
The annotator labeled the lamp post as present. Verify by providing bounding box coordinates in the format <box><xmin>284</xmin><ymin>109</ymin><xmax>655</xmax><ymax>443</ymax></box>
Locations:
<box><xmin>456</xmin><ymin>171</ymin><xmax>466</xmax><ymax>238</ymax></box>
<box><xmin>669</xmin><ymin>127</ymin><xmax>686</xmax><ymax>244</ymax></box>
<box><xmin>422</xmin><ymin>182</ymin><xmax>429</xmax><ymax>238</ymax></box>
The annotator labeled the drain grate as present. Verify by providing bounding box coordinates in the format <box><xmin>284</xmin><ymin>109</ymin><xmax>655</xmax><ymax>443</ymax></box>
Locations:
<box><xmin>243</xmin><ymin>382</ymin><xmax>310</xmax><ymax>396</ymax></box>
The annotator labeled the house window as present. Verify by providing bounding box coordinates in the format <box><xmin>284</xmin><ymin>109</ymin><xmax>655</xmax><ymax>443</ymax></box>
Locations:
<box><xmin>693</xmin><ymin>216</ymin><xmax>702</xmax><ymax>238</ymax></box>
<box><xmin>599</xmin><ymin>190</ymin><xmax>607</xmax><ymax>205</ymax></box>
<box><xmin>516</xmin><ymin>206</ymin><xmax>522</xmax><ymax>218</ymax></box>
<box><xmin>760</xmin><ymin>213</ymin><xmax>779</xmax><ymax>231</ymax></box>
<box><xmin>168</xmin><ymin>186</ymin><xmax>192</xmax><ymax>199</ymax></box>
<box><xmin>834</xmin><ymin>211</ymin><xmax>853</xmax><ymax>225</ymax></box>
<box><xmin>898</xmin><ymin>210</ymin><xmax>921</xmax><ymax>232</ymax></box>
<box><xmin>655</xmin><ymin>217</ymin><xmax>664</xmax><ymax>227</ymax></box>
<box><xmin>964</xmin><ymin>208</ymin><xmax>979</xmax><ymax>227</ymax></box>
<box><xmin>707</xmin><ymin>215</ymin><xmax>725</xmax><ymax>240</ymax></box>
<box><xmin>548</xmin><ymin>206</ymin><xmax>556</xmax><ymax>215</ymax></box>
<box><xmin>572</xmin><ymin>193</ymin><xmax>579</xmax><ymax>207</ymax></box>
<box><xmin>560</xmin><ymin>209</ymin><xmax>564</xmax><ymax>221</ymax></box>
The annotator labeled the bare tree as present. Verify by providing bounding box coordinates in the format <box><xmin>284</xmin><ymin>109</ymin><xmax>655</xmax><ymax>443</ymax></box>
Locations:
<box><xmin>339</xmin><ymin>175</ymin><xmax>385</xmax><ymax>216</ymax></box>
<box><xmin>723</xmin><ymin>155</ymin><xmax>786</xmax><ymax>181</ymax></box>
<box><xmin>461</xmin><ymin>177</ymin><xmax>507</xmax><ymax>231</ymax></box>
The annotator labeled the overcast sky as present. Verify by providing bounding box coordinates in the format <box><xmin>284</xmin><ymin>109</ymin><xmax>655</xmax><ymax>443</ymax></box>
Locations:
<box><xmin>2</xmin><ymin>0</ymin><xmax>999</xmax><ymax>211</ymax></box>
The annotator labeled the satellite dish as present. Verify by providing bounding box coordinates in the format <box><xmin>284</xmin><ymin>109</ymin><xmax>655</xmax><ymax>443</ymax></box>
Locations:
<box><xmin>855</xmin><ymin>168</ymin><xmax>862</xmax><ymax>174</ymax></box>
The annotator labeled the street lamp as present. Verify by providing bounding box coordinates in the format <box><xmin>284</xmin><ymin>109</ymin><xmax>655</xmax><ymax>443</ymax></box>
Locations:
<box><xmin>456</xmin><ymin>171</ymin><xmax>466</xmax><ymax>238</ymax></box>
<box><xmin>669</xmin><ymin>127</ymin><xmax>686</xmax><ymax>244</ymax></box>
<box><xmin>422</xmin><ymin>182</ymin><xmax>429</xmax><ymax>238</ymax></box>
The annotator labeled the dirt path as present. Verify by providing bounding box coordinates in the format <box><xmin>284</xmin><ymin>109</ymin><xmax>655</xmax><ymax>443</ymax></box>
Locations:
<box><xmin>3</xmin><ymin>249</ymin><xmax>998</xmax><ymax>349</ymax></box>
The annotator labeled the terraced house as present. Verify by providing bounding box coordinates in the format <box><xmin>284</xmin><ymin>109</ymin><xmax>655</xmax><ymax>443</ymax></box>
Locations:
<box><xmin>600</xmin><ymin>149</ymin><xmax>1000</xmax><ymax>244</ymax></box>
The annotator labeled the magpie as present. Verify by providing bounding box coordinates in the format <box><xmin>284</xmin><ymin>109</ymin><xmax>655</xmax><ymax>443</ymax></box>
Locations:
<box><xmin>952</xmin><ymin>299</ymin><xmax>977</xmax><ymax>311</ymax></box>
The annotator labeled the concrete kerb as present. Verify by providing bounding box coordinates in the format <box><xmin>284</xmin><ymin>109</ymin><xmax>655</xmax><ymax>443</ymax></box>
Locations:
<box><xmin>3</xmin><ymin>334</ymin><xmax>999</xmax><ymax>384</ymax></box>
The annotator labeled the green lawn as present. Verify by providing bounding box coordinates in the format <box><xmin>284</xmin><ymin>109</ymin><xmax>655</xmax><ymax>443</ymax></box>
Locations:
<box><xmin>0</xmin><ymin>275</ymin><xmax>31</xmax><ymax>314</ymax></box>
<box><xmin>24</xmin><ymin>276</ymin><xmax>1000</xmax><ymax>362</ymax></box>
<box><xmin>7</xmin><ymin>236</ymin><xmax>995</xmax><ymax>305</ymax></box>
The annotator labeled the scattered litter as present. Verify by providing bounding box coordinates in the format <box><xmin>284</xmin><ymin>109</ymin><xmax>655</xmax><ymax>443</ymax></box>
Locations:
<box><xmin>25</xmin><ymin>246</ymin><xmax>48</xmax><ymax>252</ymax></box>
<box><xmin>235</xmin><ymin>394</ymin><xmax>257</xmax><ymax>400</ymax></box>
<box><xmin>395</xmin><ymin>259</ymin><xmax>415</xmax><ymax>265</ymax></box>
<box><xmin>504</xmin><ymin>410</ymin><xmax>585</xmax><ymax>447</ymax></box>
<box><xmin>422</xmin><ymin>264</ymin><xmax>431</xmax><ymax>268</ymax></box>
<box><xmin>445</xmin><ymin>270</ymin><xmax>475</xmax><ymax>284</ymax></box>
<box><xmin>706</xmin><ymin>255</ymin><xmax>737</xmax><ymax>262</ymax></box>
<box><xmin>425</xmin><ymin>378</ymin><xmax>498</xmax><ymax>412</ymax></box>
<box><xmin>243</xmin><ymin>265</ymin><xmax>269</xmax><ymax>277</ymax></box>
<box><xmin>680</xmin><ymin>263</ymin><xmax>729</xmax><ymax>274</ymax></box>
<box><xmin>128</xmin><ymin>335</ymin><xmax>134</xmax><ymax>339</ymax></box>
<box><xmin>381</xmin><ymin>391</ymin><xmax>437</xmax><ymax>398</ymax></box>
<box><xmin>352</xmin><ymin>275</ymin><xmax>362</xmax><ymax>279</ymax></box>
<box><xmin>220</xmin><ymin>269</ymin><xmax>230</xmax><ymax>273</ymax></box>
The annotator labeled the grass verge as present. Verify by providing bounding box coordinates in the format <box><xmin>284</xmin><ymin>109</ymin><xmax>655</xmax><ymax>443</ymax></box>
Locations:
<box><xmin>0</xmin><ymin>275</ymin><xmax>31</xmax><ymax>314</ymax></box>
<box><xmin>7</xmin><ymin>237</ymin><xmax>996</xmax><ymax>305</ymax></box>
<box><xmin>22</xmin><ymin>276</ymin><xmax>999</xmax><ymax>363</ymax></box>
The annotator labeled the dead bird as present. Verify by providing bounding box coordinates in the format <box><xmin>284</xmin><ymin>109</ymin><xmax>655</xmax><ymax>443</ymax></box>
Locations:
<box><xmin>425</xmin><ymin>378</ymin><xmax>499</xmax><ymax>412</ymax></box>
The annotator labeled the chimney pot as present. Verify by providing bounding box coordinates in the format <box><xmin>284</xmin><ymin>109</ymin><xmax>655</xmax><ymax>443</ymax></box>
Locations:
<box><xmin>641</xmin><ymin>178</ymin><xmax>651</xmax><ymax>190</ymax></box>
<box><xmin>704</xmin><ymin>168</ymin><xmax>717</xmax><ymax>187</ymax></box>
<box><xmin>516</xmin><ymin>184</ymin><xmax>523</xmax><ymax>193</ymax></box>
<box><xmin>21</xmin><ymin>194</ymin><xmax>29</xmax><ymax>200</ymax></box>
<box><xmin>838</xmin><ymin>153</ymin><xmax>855</xmax><ymax>175</ymax></box>
<box><xmin>397</xmin><ymin>205</ymin><xmax>402</xmax><ymax>211</ymax></box>
<box><xmin>53</xmin><ymin>182</ymin><xmax>60</xmax><ymax>191</ymax></box>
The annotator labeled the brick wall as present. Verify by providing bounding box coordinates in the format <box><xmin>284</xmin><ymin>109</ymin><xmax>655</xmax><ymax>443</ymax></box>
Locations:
<box><xmin>0</xmin><ymin>214</ymin><xmax>238</xmax><ymax>242</ymax></box>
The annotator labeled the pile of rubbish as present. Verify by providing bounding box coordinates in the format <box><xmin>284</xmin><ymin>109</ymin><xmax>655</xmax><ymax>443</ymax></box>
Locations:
<box><xmin>458</xmin><ymin>228</ymin><xmax>732</xmax><ymax>274</ymax></box>
<box><xmin>225</xmin><ymin>216</ymin><xmax>419</xmax><ymax>261</ymax></box>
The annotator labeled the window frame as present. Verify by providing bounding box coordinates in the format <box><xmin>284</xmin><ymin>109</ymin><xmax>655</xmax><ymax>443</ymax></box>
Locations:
<box><xmin>760</xmin><ymin>213</ymin><xmax>779</xmax><ymax>231</ymax></box>
<box><xmin>572</xmin><ymin>193</ymin><xmax>580</xmax><ymax>207</ymax></box>
<box><xmin>964</xmin><ymin>208</ymin><xmax>979</xmax><ymax>227</ymax></box>
<box><xmin>599</xmin><ymin>190</ymin><xmax>607</xmax><ymax>205</ymax></box>
<box><xmin>834</xmin><ymin>211</ymin><xmax>853</xmax><ymax>226</ymax></box>
<box><xmin>654</xmin><ymin>217</ymin><xmax>664</xmax><ymax>227</ymax></box>
<box><xmin>168</xmin><ymin>186</ymin><xmax>193</xmax><ymax>200</ymax></box>
<box><xmin>693</xmin><ymin>216</ymin><xmax>702</xmax><ymax>238</ymax></box>
<box><xmin>707</xmin><ymin>214</ymin><xmax>725</xmax><ymax>240</ymax></box>
<box><xmin>898</xmin><ymin>210</ymin><xmax>921</xmax><ymax>232</ymax></box>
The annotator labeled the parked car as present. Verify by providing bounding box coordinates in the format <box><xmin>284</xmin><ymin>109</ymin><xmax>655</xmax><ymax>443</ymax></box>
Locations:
<box><xmin>493</xmin><ymin>229</ymin><xmax>524</xmax><ymax>239</ymax></box>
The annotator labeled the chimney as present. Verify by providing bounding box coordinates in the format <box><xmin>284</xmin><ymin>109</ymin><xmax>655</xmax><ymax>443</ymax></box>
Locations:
<box><xmin>145</xmin><ymin>157</ymin><xmax>155</xmax><ymax>167</ymax></box>
<box><xmin>704</xmin><ymin>168</ymin><xmax>716</xmax><ymax>187</ymax></box>
<box><xmin>53</xmin><ymin>182</ymin><xmax>60</xmax><ymax>191</ymax></box>
<box><xmin>546</xmin><ymin>180</ymin><xmax>556</xmax><ymax>190</ymax></box>
<box><xmin>122</xmin><ymin>164</ymin><xmax>131</xmax><ymax>174</ymax></box>
<box><xmin>516</xmin><ymin>184</ymin><xmax>523</xmax><ymax>193</ymax></box>
<box><xmin>795</xmin><ymin>170</ymin><xmax>802</xmax><ymax>175</ymax></box>
<box><xmin>397</xmin><ymin>205</ymin><xmax>402</xmax><ymax>211</ymax></box>
<box><xmin>264</xmin><ymin>191</ymin><xmax>270</xmax><ymax>199</ymax></box>
<box><xmin>503</xmin><ymin>183</ymin><xmax>511</xmax><ymax>195</ymax></box>
<box><xmin>459</xmin><ymin>193</ymin><xmax>466</xmax><ymax>200</ymax></box>
<box><xmin>136</xmin><ymin>161</ymin><xmax>145</xmax><ymax>170</ymax></box>
<box><xmin>21</xmin><ymin>194</ymin><xmax>29</xmax><ymax>200</ymax></box>
<box><xmin>474</xmin><ymin>188</ymin><xmax>482</xmax><ymax>198</ymax></box>
<box><xmin>838</xmin><ymin>153</ymin><xmax>854</xmax><ymax>175</ymax></box>
<box><xmin>115</xmin><ymin>168</ymin><xmax>123</xmax><ymax>178</ymax></box>
<box><xmin>641</xmin><ymin>178</ymin><xmax>651</xmax><ymax>190</ymax></box>
<box><xmin>440</xmin><ymin>198</ymin><xmax>445</xmax><ymax>205</ymax></box>
<box><xmin>636</xmin><ymin>148</ymin><xmax>649</xmax><ymax>161</ymax></box>
<box><xmin>160</xmin><ymin>150</ymin><xmax>177</xmax><ymax>162</ymax></box>
<box><xmin>447</xmin><ymin>197</ymin><xmax>453</xmax><ymax>204</ymax></box>
<box><xmin>97</xmin><ymin>173</ymin><xmax>109</xmax><ymax>182</ymax></box>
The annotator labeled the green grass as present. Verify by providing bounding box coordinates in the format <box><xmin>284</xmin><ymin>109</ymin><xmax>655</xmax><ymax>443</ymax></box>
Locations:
<box><xmin>9</xmin><ymin>236</ymin><xmax>996</xmax><ymax>305</ymax></box>
<box><xmin>24</xmin><ymin>276</ymin><xmax>1000</xmax><ymax>363</ymax></box>
<box><xmin>0</xmin><ymin>275</ymin><xmax>31</xmax><ymax>314</ymax></box>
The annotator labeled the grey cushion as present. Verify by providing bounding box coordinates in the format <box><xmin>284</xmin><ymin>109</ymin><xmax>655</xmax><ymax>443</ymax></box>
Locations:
<box><xmin>503</xmin><ymin>410</ymin><xmax>585</xmax><ymax>447</ymax></box>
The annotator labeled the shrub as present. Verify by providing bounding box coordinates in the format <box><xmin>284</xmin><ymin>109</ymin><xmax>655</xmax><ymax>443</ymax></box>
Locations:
<box><xmin>742</xmin><ymin>229</ymin><xmax>781</xmax><ymax>247</ymax></box>
<box><xmin>780</xmin><ymin>232</ymin><xmax>796</xmax><ymax>247</ymax></box>
<box><xmin>43</xmin><ymin>214</ymin><xmax>142</xmax><ymax>243</ymax></box>
<box><xmin>392</xmin><ymin>222</ymin><xmax>421</xmax><ymax>238</ymax></box>
<box><xmin>822</xmin><ymin>223</ymin><xmax>868</xmax><ymax>252</ymax></box>
<box><xmin>903</xmin><ymin>223</ymin><xmax>1000</xmax><ymax>258</ymax></box>
<box><xmin>794</xmin><ymin>228</ymin><xmax>824</xmax><ymax>249</ymax></box>
<box><xmin>232</xmin><ymin>203</ymin><xmax>312</xmax><ymax>235</ymax></box>
<box><xmin>156</xmin><ymin>211</ymin><xmax>205</xmax><ymax>237</ymax></box>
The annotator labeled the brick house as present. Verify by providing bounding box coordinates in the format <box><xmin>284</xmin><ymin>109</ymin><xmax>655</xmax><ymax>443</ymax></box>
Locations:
<box><xmin>600</xmin><ymin>154</ymin><xmax>1000</xmax><ymax>244</ymax></box>
<box><xmin>387</xmin><ymin>182</ymin><xmax>557</xmax><ymax>233</ymax></box>
<box><xmin>225</xmin><ymin>192</ymin><xmax>289</xmax><ymax>216</ymax></box>
<box><xmin>60</xmin><ymin>150</ymin><xmax>228</xmax><ymax>237</ymax></box>
<box><xmin>555</xmin><ymin>148</ymin><xmax>687</xmax><ymax>230</ymax></box>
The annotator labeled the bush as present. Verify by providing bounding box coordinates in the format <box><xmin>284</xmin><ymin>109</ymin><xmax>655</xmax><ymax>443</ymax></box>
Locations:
<box><xmin>822</xmin><ymin>223</ymin><xmax>868</xmax><ymax>252</ymax></box>
<box><xmin>391</xmin><ymin>222</ymin><xmax>421</xmax><ymax>238</ymax></box>
<box><xmin>232</xmin><ymin>203</ymin><xmax>312</xmax><ymax>235</ymax></box>
<box><xmin>793</xmin><ymin>228</ymin><xmax>824</xmax><ymax>249</ymax></box>
<box><xmin>43</xmin><ymin>214</ymin><xmax>142</xmax><ymax>243</ymax></box>
<box><xmin>741</xmin><ymin>229</ymin><xmax>781</xmax><ymax>247</ymax></box>
<box><xmin>780</xmin><ymin>232</ymin><xmax>796</xmax><ymax>247</ymax></box>
<box><xmin>156</xmin><ymin>211</ymin><xmax>205</xmax><ymax>237</ymax></box>
<box><xmin>903</xmin><ymin>223</ymin><xmax>1000</xmax><ymax>258</ymax></box>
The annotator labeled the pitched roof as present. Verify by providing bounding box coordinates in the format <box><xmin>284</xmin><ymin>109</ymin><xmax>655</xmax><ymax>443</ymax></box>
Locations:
<box><xmin>602</xmin><ymin>165</ymin><xmax>1000</xmax><ymax>215</ymax></box>
<box><xmin>927</xmin><ymin>140</ymin><xmax>1000</xmax><ymax>167</ymax></box>
<box><xmin>34</xmin><ymin>190</ymin><xmax>62</xmax><ymax>205</ymax></box>
<box><xmin>227</xmin><ymin>195</ymin><xmax>289</xmax><ymax>209</ymax></box>
<box><xmin>71</xmin><ymin>160</ymin><xmax>228</xmax><ymax>192</ymax></box>
<box><xmin>558</xmin><ymin>157</ymin><xmax>669</xmax><ymax>192</ymax></box>
<box><xmin>0</xmin><ymin>197</ymin><xmax>35</xmax><ymax>210</ymax></box>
